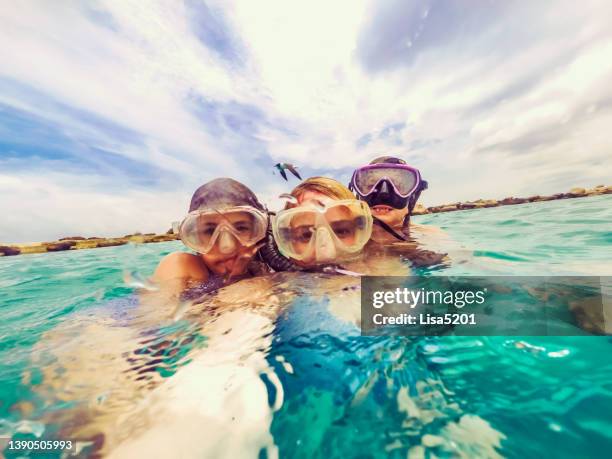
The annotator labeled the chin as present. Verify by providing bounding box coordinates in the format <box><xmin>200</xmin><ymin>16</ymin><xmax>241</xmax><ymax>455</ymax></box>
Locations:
<box><xmin>205</xmin><ymin>264</ymin><xmax>225</xmax><ymax>275</ymax></box>
<box><xmin>205</xmin><ymin>256</ymin><xmax>237</xmax><ymax>275</ymax></box>
<box><xmin>372</xmin><ymin>212</ymin><xmax>395</xmax><ymax>224</ymax></box>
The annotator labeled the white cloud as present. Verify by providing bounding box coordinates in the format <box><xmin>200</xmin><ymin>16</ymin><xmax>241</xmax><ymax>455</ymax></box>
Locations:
<box><xmin>0</xmin><ymin>0</ymin><xmax>241</xmax><ymax>173</ymax></box>
<box><xmin>0</xmin><ymin>0</ymin><xmax>611</xmax><ymax>241</ymax></box>
<box><xmin>0</xmin><ymin>172</ymin><xmax>187</xmax><ymax>242</ymax></box>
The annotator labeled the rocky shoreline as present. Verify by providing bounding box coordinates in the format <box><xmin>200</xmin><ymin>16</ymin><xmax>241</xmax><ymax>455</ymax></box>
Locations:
<box><xmin>0</xmin><ymin>232</ymin><xmax>179</xmax><ymax>257</ymax></box>
<box><xmin>412</xmin><ymin>185</ymin><xmax>611</xmax><ymax>215</ymax></box>
<box><xmin>1</xmin><ymin>185</ymin><xmax>610</xmax><ymax>257</ymax></box>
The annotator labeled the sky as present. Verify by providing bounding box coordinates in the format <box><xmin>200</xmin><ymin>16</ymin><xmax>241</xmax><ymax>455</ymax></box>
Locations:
<box><xmin>1</xmin><ymin>0</ymin><xmax>611</xmax><ymax>243</ymax></box>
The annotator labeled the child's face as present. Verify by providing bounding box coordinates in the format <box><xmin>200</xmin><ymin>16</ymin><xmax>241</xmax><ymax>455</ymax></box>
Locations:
<box><xmin>200</xmin><ymin>211</ymin><xmax>258</xmax><ymax>275</ymax></box>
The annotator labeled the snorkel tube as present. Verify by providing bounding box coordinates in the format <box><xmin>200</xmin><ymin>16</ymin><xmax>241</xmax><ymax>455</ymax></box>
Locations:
<box><xmin>258</xmin><ymin>225</ymin><xmax>303</xmax><ymax>272</ymax></box>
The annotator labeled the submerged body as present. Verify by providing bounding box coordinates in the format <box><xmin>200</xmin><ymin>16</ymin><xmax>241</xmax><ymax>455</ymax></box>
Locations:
<box><xmin>5</xmin><ymin>195</ymin><xmax>612</xmax><ymax>458</ymax></box>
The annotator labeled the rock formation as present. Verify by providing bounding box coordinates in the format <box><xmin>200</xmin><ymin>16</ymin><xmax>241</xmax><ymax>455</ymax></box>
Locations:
<box><xmin>412</xmin><ymin>185</ymin><xmax>611</xmax><ymax>216</ymax></box>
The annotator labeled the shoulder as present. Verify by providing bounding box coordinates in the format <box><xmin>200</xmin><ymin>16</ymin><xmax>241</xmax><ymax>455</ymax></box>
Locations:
<box><xmin>410</xmin><ymin>223</ymin><xmax>446</xmax><ymax>235</ymax></box>
<box><xmin>153</xmin><ymin>252</ymin><xmax>209</xmax><ymax>283</ymax></box>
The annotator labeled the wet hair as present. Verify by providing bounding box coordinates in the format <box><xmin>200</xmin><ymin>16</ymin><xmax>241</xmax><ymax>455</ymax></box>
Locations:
<box><xmin>285</xmin><ymin>176</ymin><xmax>354</xmax><ymax>209</ymax></box>
<box><xmin>189</xmin><ymin>178</ymin><xmax>265</xmax><ymax>212</ymax></box>
<box><xmin>369</xmin><ymin>156</ymin><xmax>407</xmax><ymax>165</ymax></box>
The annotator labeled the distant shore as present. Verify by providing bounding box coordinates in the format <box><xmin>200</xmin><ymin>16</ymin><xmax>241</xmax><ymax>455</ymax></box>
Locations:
<box><xmin>412</xmin><ymin>184</ymin><xmax>611</xmax><ymax>215</ymax></box>
<box><xmin>0</xmin><ymin>232</ymin><xmax>179</xmax><ymax>257</ymax></box>
<box><xmin>1</xmin><ymin>185</ymin><xmax>610</xmax><ymax>257</ymax></box>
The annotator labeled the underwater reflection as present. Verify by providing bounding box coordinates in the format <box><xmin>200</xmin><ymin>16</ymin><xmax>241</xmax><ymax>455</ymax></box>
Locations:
<box><xmin>23</xmin><ymin>257</ymin><xmax>515</xmax><ymax>458</ymax></box>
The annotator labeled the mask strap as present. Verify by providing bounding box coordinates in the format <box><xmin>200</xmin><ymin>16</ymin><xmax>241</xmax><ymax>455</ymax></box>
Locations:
<box><xmin>402</xmin><ymin>194</ymin><xmax>419</xmax><ymax>233</ymax></box>
<box><xmin>373</xmin><ymin>216</ymin><xmax>407</xmax><ymax>241</ymax></box>
<box><xmin>348</xmin><ymin>172</ymin><xmax>356</xmax><ymax>194</ymax></box>
<box><xmin>402</xmin><ymin>212</ymin><xmax>411</xmax><ymax>235</ymax></box>
<box><xmin>403</xmin><ymin>180</ymin><xmax>427</xmax><ymax>233</ymax></box>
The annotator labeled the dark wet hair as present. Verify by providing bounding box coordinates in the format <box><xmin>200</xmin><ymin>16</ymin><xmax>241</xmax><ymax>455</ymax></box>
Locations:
<box><xmin>369</xmin><ymin>156</ymin><xmax>407</xmax><ymax>165</ymax></box>
<box><xmin>189</xmin><ymin>178</ymin><xmax>265</xmax><ymax>212</ymax></box>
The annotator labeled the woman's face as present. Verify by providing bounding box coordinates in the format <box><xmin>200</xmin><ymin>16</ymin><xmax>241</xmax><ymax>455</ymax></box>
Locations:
<box><xmin>370</xmin><ymin>204</ymin><xmax>408</xmax><ymax>228</ymax></box>
<box><xmin>200</xmin><ymin>211</ymin><xmax>258</xmax><ymax>275</ymax></box>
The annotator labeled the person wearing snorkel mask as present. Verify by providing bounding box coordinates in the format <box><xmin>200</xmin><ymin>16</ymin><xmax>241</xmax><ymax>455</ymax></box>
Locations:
<box><xmin>271</xmin><ymin>177</ymin><xmax>373</xmax><ymax>270</ymax></box>
<box><xmin>154</xmin><ymin>178</ymin><xmax>270</xmax><ymax>293</ymax></box>
<box><xmin>349</xmin><ymin>156</ymin><xmax>441</xmax><ymax>243</ymax></box>
<box><xmin>349</xmin><ymin>156</ymin><xmax>448</xmax><ymax>268</ymax></box>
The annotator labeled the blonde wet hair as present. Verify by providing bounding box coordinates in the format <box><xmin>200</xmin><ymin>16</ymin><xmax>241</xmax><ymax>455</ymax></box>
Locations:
<box><xmin>285</xmin><ymin>176</ymin><xmax>355</xmax><ymax>209</ymax></box>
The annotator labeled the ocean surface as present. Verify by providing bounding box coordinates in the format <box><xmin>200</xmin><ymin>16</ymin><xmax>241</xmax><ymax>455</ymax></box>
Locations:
<box><xmin>0</xmin><ymin>194</ymin><xmax>611</xmax><ymax>458</ymax></box>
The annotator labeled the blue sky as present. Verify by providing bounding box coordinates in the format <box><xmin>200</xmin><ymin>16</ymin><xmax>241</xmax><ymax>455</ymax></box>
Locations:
<box><xmin>1</xmin><ymin>0</ymin><xmax>611</xmax><ymax>242</ymax></box>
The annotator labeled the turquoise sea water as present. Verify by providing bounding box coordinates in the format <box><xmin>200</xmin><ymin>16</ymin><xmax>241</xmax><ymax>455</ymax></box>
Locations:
<box><xmin>0</xmin><ymin>194</ymin><xmax>611</xmax><ymax>457</ymax></box>
<box><xmin>413</xmin><ymin>193</ymin><xmax>612</xmax><ymax>276</ymax></box>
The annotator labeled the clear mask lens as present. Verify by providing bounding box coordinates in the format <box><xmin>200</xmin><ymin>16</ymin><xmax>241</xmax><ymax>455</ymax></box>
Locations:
<box><xmin>179</xmin><ymin>207</ymin><xmax>267</xmax><ymax>254</ymax></box>
<box><xmin>272</xmin><ymin>200</ymin><xmax>373</xmax><ymax>263</ymax></box>
<box><xmin>354</xmin><ymin>167</ymin><xmax>418</xmax><ymax>197</ymax></box>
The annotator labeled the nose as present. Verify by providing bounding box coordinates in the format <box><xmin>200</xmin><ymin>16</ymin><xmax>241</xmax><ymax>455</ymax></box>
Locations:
<box><xmin>314</xmin><ymin>227</ymin><xmax>337</xmax><ymax>262</ymax></box>
<box><xmin>217</xmin><ymin>230</ymin><xmax>238</xmax><ymax>254</ymax></box>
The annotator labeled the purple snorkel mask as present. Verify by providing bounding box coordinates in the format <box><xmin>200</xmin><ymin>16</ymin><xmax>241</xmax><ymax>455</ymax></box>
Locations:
<box><xmin>349</xmin><ymin>163</ymin><xmax>427</xmax><ymax>210</ymax></box>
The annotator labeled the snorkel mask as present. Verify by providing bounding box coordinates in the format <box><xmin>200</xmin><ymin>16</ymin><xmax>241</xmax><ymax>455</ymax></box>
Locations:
<box><xmin>349</xmin><ymin>163</ymin><xmax>427</xmax><ymax>210</ymax></box>
<box><xmin>179</xmin><ymin>206</ymin><xmax>268</xmax><ymax>254</ymax></box>
<box><xmin>272</xmin><ymin>199</ymin><xmax>373</xmax><ymax>265</ymax></box>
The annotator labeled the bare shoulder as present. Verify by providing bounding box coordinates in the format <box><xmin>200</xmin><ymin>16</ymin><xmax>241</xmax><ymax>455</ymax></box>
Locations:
<box><xmin>153</xmin><ymin>252</ymin><xmax>209</xmax><ymax>283</ymax></box>
<box><xmin>410</xmin><ymin>223</ymin><xmax>446</xmax><ymax>235</ymax></box>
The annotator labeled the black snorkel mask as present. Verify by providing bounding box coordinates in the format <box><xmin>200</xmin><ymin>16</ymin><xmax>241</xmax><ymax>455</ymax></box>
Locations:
<box><xmin>349</xmin><ymin>162</ymin><xmax>428</xmax><ymax>238</ymax></box>
<box><xmin>361</xmin><ymin>178</ymin><xmax>410</xmax><ymax>209</ymax></box>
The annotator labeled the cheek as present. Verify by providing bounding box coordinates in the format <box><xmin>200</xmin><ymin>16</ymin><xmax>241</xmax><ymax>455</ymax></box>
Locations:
<box><xmin>293</xmin><ymin>240</ymin><xmax>310</xmax><ymax>253</ymax></box>
<box><xmin>345</xmin><ymin>233</ymin><xmax>357</xmax><ymax>244</ymax></box>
